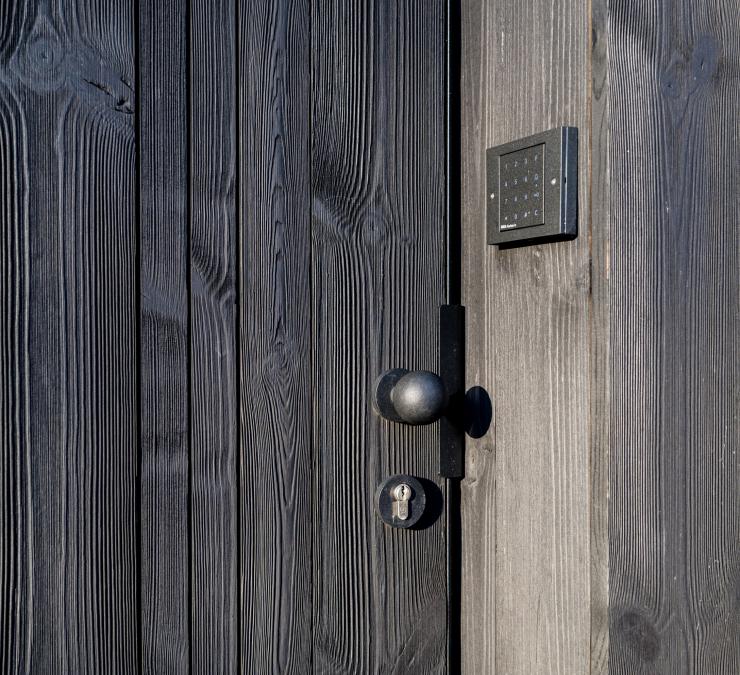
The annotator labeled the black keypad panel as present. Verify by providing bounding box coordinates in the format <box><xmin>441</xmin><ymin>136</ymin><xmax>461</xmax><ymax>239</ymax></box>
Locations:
<box><xmin>498</xmin><ymin>144</ymin><xmax>545</xmax><ymax>230</ymax></box>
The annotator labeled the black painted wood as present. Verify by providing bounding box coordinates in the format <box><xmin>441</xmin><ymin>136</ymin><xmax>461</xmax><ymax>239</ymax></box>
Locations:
<box><xmin>0</xmin><ymin>0</ymin><xmax>138</xmax><ymax>671</ymax></box>
<box><xmin>2</xmin><ymin>1</ymin><xmax>448</xmax><ymax>671</ymax></box>
<box><xmin>139</xmin><ymin>0</ymin><xmax>189</xmax><ymax>671</ymax></box>
<box><xmin>190</xmin><ymin>0</ymin><xmax>238</xmax><ymax>671</ymax></box>
<box><xmin>608</xmin><ymin>0</ymin><xmax>740</xmax><ymax>671</ymax></box>
<box><xmin>311</xmin><ymin>1</ymin><xmax>448</xmax><ymax>672</ymax></box>
<box><xmin>237</xmin><ymin>0</ymin><xmax>313</xmax><ymax>671</ymax></box>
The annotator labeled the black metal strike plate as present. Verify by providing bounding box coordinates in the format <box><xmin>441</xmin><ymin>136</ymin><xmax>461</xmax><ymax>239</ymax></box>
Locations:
<box><xmin>486</xmin><ymin>127</ymin><xmax>578</xmax><ymax>246</ymax></box>
<box><xmin>439</xmin><ymin>305</ymin><xmax>465</xmax><ymax>478</ymax></box>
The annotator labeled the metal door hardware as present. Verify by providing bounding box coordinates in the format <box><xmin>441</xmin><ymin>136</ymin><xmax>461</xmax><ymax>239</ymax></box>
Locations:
<box><xmin>392</xmin><ymin>483</ymin><xmax>412</xmax><ymax>520</ymax></box>
<box><xmin>486</xmin><ymin>126</ymin><xmax>578</xmax><ymax>246</ymax></box>
<box><xmin>372</xmin><ymin>305</ymin><xmax>465</xmax><ymax>478</ymax></box>
<box><xmin>373</xmin><ymin>369</ymin><xmax>447</xmax><ymax>425</ymax></box>
<box><xmin>375</xmin><ymin>475</ymin><xmax>426</xmax><ymax>528</ymax></box>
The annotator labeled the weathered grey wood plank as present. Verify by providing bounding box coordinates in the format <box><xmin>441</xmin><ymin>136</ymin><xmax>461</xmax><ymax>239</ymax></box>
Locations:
<box><xmin>607</xmin><ymin>0</ymin><xmax>740</xmax><ymax>671</ymax></box>
<box><xmin>237</xmin><ymin>1</ymin><xmax>312</xmax><ymax>671</ymax></box>
<box><xmin>590</xmin><ymin>0</ymin><xmax>611</xmax><ymax>671</ymax></box>
<box><xmin>460</xmin><ymin>0</ymin><xmax>593</xmax><ymax>672</ymax></box>
<box><xmin>311</xmin><ymin>2</ymin><xmax>448</xmax><ymax>672</ymax></box>
<box><xmin>189</xmin><ymin>0</ymin><xmax>238</xmax><ymax>671</ymax></box>
<box><xmin>0</xmin><ymin>0</ymin><xmax>138</xmax><ymax>671</ymax></box>
<box><xmin>458</xmin><ymin>0</ymin><xmax>497</xmax><ymax>670</ymax></box>
<box><xmin>139</xmin><ymin>0</ymin><xmax>189</xmax><ymax>670</ymax></box>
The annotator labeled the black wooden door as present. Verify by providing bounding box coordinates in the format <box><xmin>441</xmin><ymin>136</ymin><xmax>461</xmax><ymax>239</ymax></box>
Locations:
<box><xmin>1</xmin><ymin>0</ymin><xmax>449</xmax><ymax>673</ymax></box>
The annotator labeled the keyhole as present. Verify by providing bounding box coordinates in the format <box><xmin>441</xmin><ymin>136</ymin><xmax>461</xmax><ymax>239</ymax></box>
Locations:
<box><xmin>392</xmin><ymin>483</ymin><xmax>413</xmax><ymax>521</ymax></box>
<box><xmin>393</xmin><ymin>483</ymin><xmax>412</xmax><ymax>501</ymax></box>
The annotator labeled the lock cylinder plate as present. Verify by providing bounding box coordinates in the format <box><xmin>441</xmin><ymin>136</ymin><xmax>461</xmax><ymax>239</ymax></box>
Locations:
<box><xmin>375</xmin><ymin>474</ymin><xmax>427</xmax><ymax>529</ymax></box>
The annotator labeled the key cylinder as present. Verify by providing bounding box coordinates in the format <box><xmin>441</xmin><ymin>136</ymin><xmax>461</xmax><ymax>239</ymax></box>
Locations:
<box><xmin>375</xmin><ymin>475</ymin><xmax>426</xmax><ymax>529</ymax></box>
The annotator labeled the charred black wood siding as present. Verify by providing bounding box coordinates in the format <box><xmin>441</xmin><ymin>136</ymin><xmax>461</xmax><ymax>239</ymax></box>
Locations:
<box><xmin>311</xmin><ymin>1</ymin><xmax>447</xmax><ymax>672</ymax></box>
<box><xmin>0</xmin><ymin>1</ymin><xmax>448</xmax><ymax>672</ymax></box>
<box><xmin>0</xmin><ymin>1</ymin><xmax>138</xmax><ymax>672</ymax></box>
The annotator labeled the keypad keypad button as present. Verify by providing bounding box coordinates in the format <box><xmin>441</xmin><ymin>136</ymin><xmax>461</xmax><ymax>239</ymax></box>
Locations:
<box><xmin>498</xmin><ymin>144</ymin><xmax>546</xmax><ymax>230</ymax></box>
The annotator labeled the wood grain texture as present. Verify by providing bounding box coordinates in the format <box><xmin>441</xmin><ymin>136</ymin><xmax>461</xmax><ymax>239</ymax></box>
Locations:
<box><xmin>458</xmin><ymin>0</ymin><xmax>497</xmax><ymax>669</ymax></box>
<box><xmin>189</xmin><ymin>0</ymin><xmax>238</xmax><ymax>671</ymax></box>
<box><xmin>139</xmin><ymin>0</ymin><xmax>189</xmax><ymax>671</ymax></box>
<box><xmin>460</xmin><ymin>0</ymin><xmax>593</xmax><ymax>672</ymax></box>
<box><xmin>0</xmin><ymin>0</ymin><xmax>138</xmax><ymax>671</ymax></box>
<box><xmin>590</xmin><ymin>0</ymin><xmax>611</xmax><ymax>670</ymax></box>
<box><xmin>607</xmin><ymin>0</ymin><xmax>740</xmax><ymax>671</ymax></box>
<box><xmin>311</xmin><ymin>1</ymin><xmax>447</xmax><ymax>672</ymax></box>
<box><xmin>238</xmin><ymin>1</ymin><xmax>313</xmax><ymax>671</ymax></box>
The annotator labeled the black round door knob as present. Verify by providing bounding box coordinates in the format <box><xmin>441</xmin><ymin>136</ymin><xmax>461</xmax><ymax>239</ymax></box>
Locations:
<box><xmin>375</xmin><ymin>474</ymin><xmax>427</xmax><ymax>529</ymax></box>
<box><xmin>372</xmin><ymin>368</ymin><xmax>448</xmax><ymax>425</ymax></box>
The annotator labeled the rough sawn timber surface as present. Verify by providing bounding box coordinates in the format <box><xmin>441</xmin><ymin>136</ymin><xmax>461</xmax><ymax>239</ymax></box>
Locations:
<box><xmin>238</xmin><ymin>0</ymin><xmax>313</xmax><ymax>672</ymax></box>
<box><xmin>139</xmin><ymin>0</ymin><xmax>190</xmax><ymax>670</ymax></box>
<box><xmin>0</xmin><ymin>0</ymin><xmax>138</xmax><ymax>671</ymax></box>
<box><xmin>311</xmin><ymin>1</ymin><xmax>448</xmax><ymax>673</ymax></box>
<box><xmin>190</xmin><ymin>0</ymin><xmax>238</xmax><ymax>671</ymax></box>
<box><xmin>607</xmin><ymin>0</ymin><xmax>740</xmax><ymax>671</ymax></box>
<box><xmin>460</xmin><ymin>0</ymin><xmax>594</xmax><ymax>672</ymax></box>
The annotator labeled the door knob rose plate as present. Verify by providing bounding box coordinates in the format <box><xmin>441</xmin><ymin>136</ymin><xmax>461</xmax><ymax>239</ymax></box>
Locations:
<box><xmin>372</xmin><ymin>368</ymin><xmax>448</xmax><ymax>425</ymax></box>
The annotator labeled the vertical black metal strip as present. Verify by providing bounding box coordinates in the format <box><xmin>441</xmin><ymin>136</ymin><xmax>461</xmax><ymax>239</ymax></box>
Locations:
<box><xmin>441</xmin><ymin>304</ymin><xmax>464</xmax><ymax>675</ymax></box>
<box><xmin>445</xmin><ymin>0</ymin><xmax>463</xmax><ymax>671</ymax></box>
<box><xmin>446</xmin><ymin>478</ymin><xmax>462</xmax><ymax>674</ymax></box>
<box><xmin>439</xmin><ymin>305</ymin><xmax>465</xmax><ymax>478</ymax></box>
<box><xmin>446</xmin><ymin>0</ymin><xmax>462</xmax><ymax>306</ymax></box>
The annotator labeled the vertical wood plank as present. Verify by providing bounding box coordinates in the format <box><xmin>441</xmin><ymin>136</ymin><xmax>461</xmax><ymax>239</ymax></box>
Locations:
<box><xmin>589</xmin><ymin>0</ymin><xmax>611</xmax><ymax>671</ymax></box>
<box><xmin>189</xmin><ymin>0</ymin><xmax>238</xmax><ymax>671</ymax></box>
<box><xmin>460</xmin><ymin>0</ymin><xmax>593</xmax><ymax>672</ymax></box>
<box><xmin>608</xmin><ymin>0</ymin><xmax>740</xmax><ymax>671</ymax></box>
<box><xmin>458</xmin><ymin>0</ymin><xmax>497</xmax><ymax>670</ymax></box>
<box><xmin>237</xmin><ymin>1</ymin><xmax>313</xmax><ymax>671</ymax></box>
<box><xmin>0</xmin><ymin>0</ymin><xmax>138</xmax><ymax>671</ymax></box>
<box><xmin>139</xmin><ymin>0</ymin><xmax>189</xmax><ymax>670</ymax></box>
<box><xmin>311</xmin><ymin>2</ymin><xmax>448</xmax><ymax>672</ymax></box>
